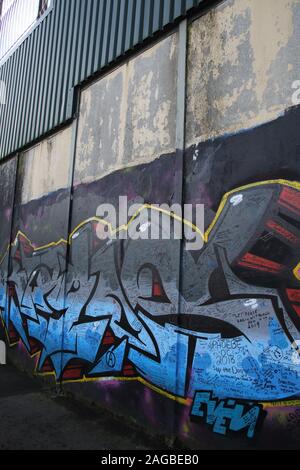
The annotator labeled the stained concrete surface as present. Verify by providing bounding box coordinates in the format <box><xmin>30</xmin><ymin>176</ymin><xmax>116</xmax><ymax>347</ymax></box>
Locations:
<box><xmin>20</xmin><ymin>125</ymin><xmax>73</xmax><ymax>204</ymax></box>
<box><xmin>0</xmin><ymin>364</ymin><xmax>163</xmax><ymax>450</ymax></box>
<box><xmin>76</xmin><ymin>33</ymin><xmax>178</xmax><ymax>184</ymax></box>
<box><xmin>186</xmin><ymin>0</ymin><xmax>300</xmax><ymax>146</ymax></box>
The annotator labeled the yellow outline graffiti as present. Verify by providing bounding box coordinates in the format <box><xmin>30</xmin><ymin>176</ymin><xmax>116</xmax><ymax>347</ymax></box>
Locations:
<box><xmin>1</xmin><ymin>178</ymin><xmax>300</xmax><ymax>406</ymax></box>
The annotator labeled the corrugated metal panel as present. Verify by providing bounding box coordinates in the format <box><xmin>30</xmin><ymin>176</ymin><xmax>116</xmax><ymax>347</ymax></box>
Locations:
<box><xmin>0</xmin><ymin>0</ymin><xmax>40</xmax><ymax>60</ymax></box>
<box><xmin>0</xmin><ymin>0</ymin><xmax>204</xmax><ymax>160</ymax></box>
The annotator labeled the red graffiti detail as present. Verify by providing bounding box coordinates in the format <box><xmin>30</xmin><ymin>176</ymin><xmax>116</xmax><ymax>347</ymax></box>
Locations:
<box><xmin>40</xmin><ymin>358</ymin><xmax>54</xmax><ymax>373</ymax></box>
<box><xmin>292</xmin><ymin>305</ymin><xmax>300</xmax><ymax>318</ymax></box>
<box><xmin>286</xmin><ymin>289</ymin><xmax>300</xmax><ymax>302</ymax></box>
<box><xmin>266</xmin><ymin>220</ymin><xmax>299</xmax><ymax>243</ymax></box>
<box><xmin>122</xmin><ymin>363</ymin><xmax>136</xmax><ymax>377</ymax></box>
<box><xmin>279</xmin><ymin>187</ymin><xmax>300</xmax><ymax>215</ymax></box>
<box><xmin>238</xmin><ymin>253</ymin><xmax>283</xmax><ymax>273</ymax></box>
<box><xmin>102</xmin><ymin>330</ymin><xmax>115</xmax><ymax>346</ymax></box>
<box><xmin>62</xmin><ymin>361</ymin><xmax>84</xmax><ymax>380</ymax></box>
<box><xmin>153</xmin><ymin>280</ymin><xmax>164</xmax><ymax>298</ymax></box>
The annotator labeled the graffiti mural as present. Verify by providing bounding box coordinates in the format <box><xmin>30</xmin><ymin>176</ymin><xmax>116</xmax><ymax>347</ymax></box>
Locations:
<box><xmin>0</xmin><ymin>103</ymin><xmax>300</xmax><ymax>446</ymax></box>
<box><xmin>1</xmin><ymin>176</ymin><xmax>300</xmax><ymax>405</ymax></box>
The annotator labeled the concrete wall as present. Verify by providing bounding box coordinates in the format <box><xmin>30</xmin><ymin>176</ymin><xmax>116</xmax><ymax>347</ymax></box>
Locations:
<box><xmin>0</xmin><ymin>158</ymin><xmax>17</xmax><ymax>343</ymax></box>
<box><xmin>186</xmin><ymin>0</ymin><xmax>300</xmax><ymax>145</ymax></box>
<box><xmin>76</xmin><ymin>34</ymin><xmax>178</xmax><ymax>183</ymax></box>
<box><xmin>1</xmin><ymin>0</ymin><xmax>300</xmax><ymax>449</ymax></box>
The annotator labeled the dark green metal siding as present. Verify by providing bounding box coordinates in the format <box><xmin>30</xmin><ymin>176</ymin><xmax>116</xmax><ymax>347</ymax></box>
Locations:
<box><xmin>0</xmin><ymin>0</ymin><xmax>204</xmax><ymax>160</ymax></box>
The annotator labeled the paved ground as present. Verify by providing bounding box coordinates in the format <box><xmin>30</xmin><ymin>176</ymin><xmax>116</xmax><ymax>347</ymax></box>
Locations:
<box><xmin>0</xmin><ymin>363</ymin><xmax>163</xmax><ymax>450</ymax></box>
